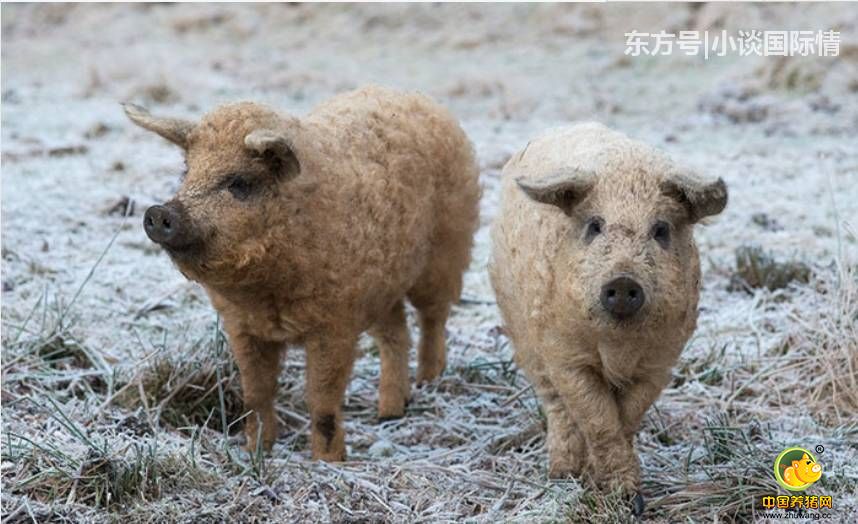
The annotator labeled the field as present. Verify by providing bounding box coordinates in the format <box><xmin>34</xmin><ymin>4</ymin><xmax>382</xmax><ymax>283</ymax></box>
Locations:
<box><xmin>2</xmin><ymin>3</ymin><xmax>857</xmax><ymax>522</ymax></box>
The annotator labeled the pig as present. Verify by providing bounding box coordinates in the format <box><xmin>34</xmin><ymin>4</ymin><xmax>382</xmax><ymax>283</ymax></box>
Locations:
<box><xmin>782</xmin><ymin>453</ymin><xmax>822</xmax><ymax>487</ymax></box>
<box><xmin>124</xmin><ymin>86</ymin><xmax>480</xmax><ymax>461</ymax></box>
<box><xmin>489</xmin><ymin>123</ymin><xmax>727</xmax><ymax>512</ymax></box>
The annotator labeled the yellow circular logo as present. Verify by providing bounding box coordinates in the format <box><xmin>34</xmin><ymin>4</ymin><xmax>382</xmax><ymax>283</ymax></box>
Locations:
<box><xmin>774</xmin><ymin>447</ymin><xmax>823</xmax><ymax>491</ymax></box>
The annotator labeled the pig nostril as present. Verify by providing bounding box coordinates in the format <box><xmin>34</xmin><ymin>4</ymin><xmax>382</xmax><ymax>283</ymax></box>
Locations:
<box><xmin>600</xmin><ymin>276</ymin><xmax>645</xmax><ymax>319</ymax></box>
<box><xmin>143</xmin><ymin>204</ymin><xmax>186</xmax><ymax>246</ymax></box>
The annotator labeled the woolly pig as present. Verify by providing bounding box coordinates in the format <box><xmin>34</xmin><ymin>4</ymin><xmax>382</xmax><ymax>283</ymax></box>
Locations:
<box><xmin>125</xmin><ymin>86</ymin><xmax>480</xmax><ymax>461</ymax></box>
<box><xmin>490</xmin><ymin>123</ymin><xmax>727</xmax><ymax>511</ymax></box>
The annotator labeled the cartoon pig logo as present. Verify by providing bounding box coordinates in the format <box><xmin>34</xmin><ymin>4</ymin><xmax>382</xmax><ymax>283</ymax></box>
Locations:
<box><xmin>775</xmin><ymin>448</ymin><xmax>823</xmax><ymax>491</ymax></box>
<box><xmin>783</xmin><ymin>453</ymin><xmax>822</xmax><ymax>487</ymax></box>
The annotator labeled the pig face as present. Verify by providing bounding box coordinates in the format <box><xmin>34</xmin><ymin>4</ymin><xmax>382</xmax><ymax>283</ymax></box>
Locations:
<box><xmin>517</xmin><ymin>163</ymin><xmax>726</xmax><ymax>331</ymax></box>
<box><xmin>791</xmin><ymin>453</ymin><xmax>823</xmax><ymax>484</ymax></box>
<box><xmin>125</xmin><ymin>103</ymin><xmax>305</xmax><ymax>287</ymax></box>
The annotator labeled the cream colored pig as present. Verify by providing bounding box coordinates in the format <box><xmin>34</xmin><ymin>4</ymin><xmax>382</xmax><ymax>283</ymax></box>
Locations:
<box><xmin>490</xmin><ymin>123</ymin><xmax>727</xmax><ymax>513</ymax></box>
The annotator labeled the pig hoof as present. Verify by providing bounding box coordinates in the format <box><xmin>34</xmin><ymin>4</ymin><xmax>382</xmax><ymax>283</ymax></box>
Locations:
<box><xmin>378</xmin><ymin>396</ymin><xmax>408</xmax><ymax>421</ymax></box>
<box><xmin>314</xmin><ymin>451</ymin><xmax>346</xmax><ymax>462</ymax></box>
<box><xmin>548</xmin><ymin>465</ymin><xmax>581</xmax><ymax>480</ymax></box>
<box><xmin>243</xmin><ymin>439</ymin><xmax>275</xmax><ymax>454</ymax></box>
<box><xmin>416</xmin><ymin>364</ymin><xmax>445</xmax><ymax>384</ymax></box>
<box><xmin>631</xmin><ymin>492</ymin><xmax>646</xmax><ymax>517</ymax></box>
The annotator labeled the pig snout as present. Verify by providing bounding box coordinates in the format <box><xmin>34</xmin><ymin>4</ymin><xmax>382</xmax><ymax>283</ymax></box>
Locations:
<box><xmin>144</xmin><ymin>203</ymin><xmax>194</xmax><ymax>250</ymax></box>
<box><xmin>599</xmin><ymin>275</ymin><xmax>645</xmax><ymax>320</ymax></box>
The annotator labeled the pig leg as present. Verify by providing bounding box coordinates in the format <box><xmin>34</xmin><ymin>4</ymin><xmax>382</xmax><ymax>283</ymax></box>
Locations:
<box><xmin>543</xmin><ymin>389</ymin><xmax>587</xmax><ymax>479</ymax></box>
<box><xmin>528</xmin><ymin>369</ymin><xmax>586</xmax><ymax>478</ymax></box>
<box><xmin>369</xmin><ymin>300</ymin><xmax>412</xmax><ymax>420</ymax></box>
<box><xmin>616</xmin><ymin>372</ymin><xmax>671</xmax><ymax>442</ymax></box>
<box><xmin>305</xmin><ymin>333</ymin><xmax>357</xmax><ymax>461</ymax></box>
<box><xmin>413</xmin><ymin>301</ymin><xmax>451</xmax><ymax>383</ymax></box>
<box><xmin>408</xmin><ymin>231</ymin><xmax>468</xmax><ymax>383</ymax></box>
<box><xmin>549</xmin><ymin>365</ymin><xmax>640</xmax><ymax>493</ymax></box>
<box><xmin>229</xmin><ymin>332</ymin><xmax>283</xmax><ymax>452</ymax></box>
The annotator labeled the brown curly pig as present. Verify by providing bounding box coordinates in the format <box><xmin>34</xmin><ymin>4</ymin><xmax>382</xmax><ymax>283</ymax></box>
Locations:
<box><xmin>490</xmin><ymin>123</ymin><xmax>727</xmax><ymax>514</ymax></box>
<box><xmin>124</xmin><ymin>86</ymin><xmax>480</xmax><ymax>461</ymax></box>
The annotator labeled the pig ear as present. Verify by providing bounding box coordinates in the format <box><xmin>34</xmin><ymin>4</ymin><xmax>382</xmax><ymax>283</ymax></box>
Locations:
<box><xmin>515</xmin><ymin>168</ymin><xmax>595</xmax><ymax>215</ymax></box>
<box><xmin>244</xmin><ymin>129</ymin><xmax>301</xmax><ymax>178</ymax></box>
<box><xmin>122</xmin><ymin>103</ymin><xmax>194</xmax><ymax>149</ymax></box>
<box><xmin>661</xmin><ymin>170</ymin><xmax>728</xmax><ymax>223</ymax></box>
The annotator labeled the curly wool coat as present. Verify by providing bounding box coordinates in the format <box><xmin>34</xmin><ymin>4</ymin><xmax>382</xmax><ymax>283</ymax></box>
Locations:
<box><xmin>490</xmin><ymin>123</ymin><xmax>727</xmax><ymax>502</ymax></box>
<box><xmin>126</xmin><ymin>86</ymin><xmax>481</xmax><ymax>460</ymax></box>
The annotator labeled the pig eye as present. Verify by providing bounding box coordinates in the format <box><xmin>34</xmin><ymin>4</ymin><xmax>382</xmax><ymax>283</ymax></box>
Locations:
<box><xmin>226</xmin><ymin>175</ymin><xmax>254</xmax><ymax>201</ymax></box>
<box><xmin>651</xmin><ymin>221</ymin><xmax>671</xmax><ymax>248</ymax></box>
<box><xmin>584</xmin><ymin>217</ymin><xmax>603</xmax><ymax>243</ymax></box>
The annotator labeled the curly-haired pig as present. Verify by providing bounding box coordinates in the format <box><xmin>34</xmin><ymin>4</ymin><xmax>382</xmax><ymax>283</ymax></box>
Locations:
<box><xmin>490</xmin><ymin>123</ymin><xmax>727</xmax><ymax>512</ymax></box>
<box><xmin>124</xmin><ymin>86</ymin><xmax>480</xmax><ymax>460</ymax></box>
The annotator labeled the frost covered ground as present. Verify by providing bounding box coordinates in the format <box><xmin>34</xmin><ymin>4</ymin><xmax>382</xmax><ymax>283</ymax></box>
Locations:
<box><xmin>1</xmin><ymin>3</ymin><xmax>857</xmax><ymax>523</ymax></box>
